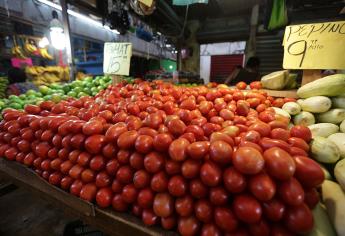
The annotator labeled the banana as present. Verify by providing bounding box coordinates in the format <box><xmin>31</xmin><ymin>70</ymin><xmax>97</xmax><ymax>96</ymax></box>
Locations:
<box><xmin>40</xmin><ymin>48</ymin><xmax>54</xmax><ymax>60</ymax></box>
<box><xmin>24</xmin><ymin>43</ymin><xmax>37</xmax><ymax>54</ymax></box>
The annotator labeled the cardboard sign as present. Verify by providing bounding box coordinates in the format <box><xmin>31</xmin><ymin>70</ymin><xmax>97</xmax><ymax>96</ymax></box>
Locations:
<box><xmin>138</xmin><ymin>0</ymin><xmax>153</xmax><ymax>7</ymax></box>
<box><xmin>103</xmin><ymin>43</ymin><xmax>132</xmax><ymax>76</ymax></box>
<box><xmin>283</xmin><ymin>21</ymin><xmax>345</xmax><ymax>69</ymax></box>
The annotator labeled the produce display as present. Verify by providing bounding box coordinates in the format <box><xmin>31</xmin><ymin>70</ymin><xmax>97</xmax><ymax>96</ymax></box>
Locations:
<box><xmin>0</xmin><ymin>77</ymin><xmax>9</xmax><ymax>98</ymax></box>
<box><xmin>0</xmin><ymin>76</ymin><xmax>111</xmax><ymax>112</ymax></box>
<box><xmin>25</xmin><ymin>66</ymin><xmax>70</xmax><ymax>86</ymax></box>
<box><xmin>0</xmin><ymin>79</ymin><xmax>327</xmax><ymax>235</ymax></box>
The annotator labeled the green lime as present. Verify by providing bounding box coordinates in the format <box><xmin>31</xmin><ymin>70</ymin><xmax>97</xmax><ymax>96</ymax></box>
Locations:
<box><xmin>39</xmin><ymin>85</ymin><xmax>49</xmax><ymax>95</ymax></box>
<box><xmin>26</xmin><ymin>89</ymin><xmax>36</xmax><ymax>96</ymax></box>
<box><xmin>67</xmin><ymin>91</ymin><xmax>77</xmax><ymax>97</ymax></box>
<box><xmin>51</xmin><ymin>94</ymin><xmax>61</xmax><ymax>103</ymax></box>
<box><xmin>9</xmin><ymin>102</ymin><xmax>22</xmax><ymax>109</ymax></box>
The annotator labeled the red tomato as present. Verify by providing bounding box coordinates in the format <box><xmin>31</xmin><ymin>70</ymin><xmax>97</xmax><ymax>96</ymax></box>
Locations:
<box><xmin>161</xmin><ymin>216</ymin><xmax>177</xmax><ymax>230</ymax></box>
<box><xmin>85</xmin><ymin>135</ymin><xmax>106</xmax><ymax>154</ymax></box>
<box><xmin>112</xmin><ymin>194</ymin><xmax>128</xmax><ymax>212</ymax></box>
<box><xmin>304</xmin><ymin>188</ymin><xmax>319</xmax><ymax>209</ymax></box>
<box><xmin>233</xmin><ymin>194</ymin><xmax>262</xmax><ymax>223</ymax></box>
<box><xmin>151</xmin><ymin>171</ymin><xmax>168</xmax><ymax>192</ymax></box>
<box><xmin>80</xmin><ymin>183</ymin><xmax>97</xmax><ymax>202</ymax></box>
<box><xmin>293</xmin><ymin>156</ymin><xmax>325</xmax><ymax>188</ymax></box>
<box><xmin>181</xmin><ymin>159</ymin><xmax>201</xmax><ymax>179</ymax></box>
<box><xmin>89</xmin><ymin>155</ymin><xmax>105</xmax><ymax>171</ymax></box>
<box><xmin>70</xmin><ymin>179</ymin><xmax>83</xmax><ymax>196</ymax></box>
<box><xmin>48</xmin><ymin>172</ymin><xmax>62</xmax><ymax>186</ymax></box>
<box><xmin>262</xmin><ymin>198</ymin><xmax>286</xmax><ymax>222</ymax></box>
<box><xmin>129</xmin><ymin>152</ymin><xmax>144</xmax><ymax>170</ymax></box>
<box><xmin>249</xmin><ymin>81</ymin><xmax>262</xmax><ymax>90</ymax></box>
<box><xmin>117</xmin><ymin>130</ymin><xmax>138</xmax><ymax>149</ymax></box>
<box><xmin>249</xmin><ymin>122</ymin><xmax>271</xmax><ymax>137</ymax></box>
<box><xmin>201</xmin><ymin>224</ymin><xmax>222</xmax><ymax>236</ymax></box>
<box><xmin>263</xmin><ymin>147</ymin><xmax>296</xmax><ymax>180</ymax></box>
<box><xmin>133</xmin><ymin>170</ymin><xmax>151</xmax><ymax>189</ymax></box>
<box><xmin>169</xmin><ymin>138</ymin><xmax>190</xmax><ymax>162</ymax></box>
<box><xmin>144</xmin><ymin>151</ymin><xmax>165</xmax><ymax>174</ymax></box>
<box><xmin>116</xmin><ymin>165</ymin><xmax>133</xmax><ymax>184</ymax></box>
<box><xmin>96</xmin><ymin>187</ymin><xmax>113</xmax><ymax>208</ymax></box>
<box><xmin>178</xmin><ymin>216</ymin><xmax>200</xmax><ymax>236</ymax></box>
<box><xmin>290</xmin><ymin>125</ymin><xmax>312</xmax><ymax>142</ymax></box>
<box><xmin>200</xmin><ymin>161</ymin><xmax>222</xmax><ymax>187</ymax></box>
<box><xmin>61</xmin><ymin>176</ymin><xmax>74</xmax><ymax>190</ymax></box>
<box><xmin>259</xmin><ymin>138</ymin><xmax>291</xmax><ymax>153</ymax></box>
<box><xmin>186</xmin><ymin>141</ymin><xmax>209</xmax><ymax>160</ymax></box>
<box><xmin>249</xmin><ymin>173</ymin><xmax>276</xmax><ymax>201</ymax></box>
<box><xmin>214</xmin><ymin>207</ymin><xmax>238</xmax><ymax>232</ymax></box>
<box><xmin>137</xmin><ymin>188</ymin><xmax>154</xmax><ymax>209</ymax></box>
<box><xmin>209</xmin><ymin>140</ymin><xmax>232</xmax><ymax>164</ymax></box>
<box><xmin>121</xmin><ymin>184</ymin><xmax>138</xmax><ymax>203</ymax></box>
<box><xmin>271</xmin><ymin>128</ymin><xmax>290</xmax><ymax>141</ymax></box>
<box><xmin>168</xmin><ymin>175</ymin><xmax>187</xmax><ymax>197</ymax></box>
<box><xmin>290</xmin><ymin>147</ymin><xmax>308</xmax><ymax>156</ymax></box>
<box><xmin>189</xmin><ymin>179</ymin><xmax>208</xmax><ymax>199</ymax></box>
<box><xmin>195</xmin><ymin>199</ymin><xmax>213</xmax><ymax>223</ymax></box>
<box><xmin>135</xmin><ymin>135</ymin><xmax>153</xmax><ymax>154</ymax></box>
<box><xmin>223</xmin><ymin>167</ymin><xmax>247</xmax><ymax>193</ymax></box>
<box><xmin>95</xmin><ymin>171</ymin><xmax>111</xmax><ymax>188</ymax></box>
<box><xmin>284</xmin><ymin>203</ymin><xmax>314</xmax><ymax>234</ymax></box>
<box><xmin>153</xmin><ymin>133</ymin><xmax>173</xmax><ymax>152</ymax></box>
<box><xmin>153</xmin><ymin>193</ymin><xmax>174</xmax><ymax>217</ymax></box>
<box><xmin>209</xmin><ymin>187</ymin><xmax>228</xmax><ymax>206</ymax></box>
<box><xmin>278</xmin><ymin>177</ymin><xmax>305</xmax><ymax>206</ymax></box>
<box><xmin>232</xmin><ymin>147</ymin><xmax>264</xmax><ymax>175</ymax></box>
<box><xmin>287</xmin><ymin>137</ymin><xmax>309</xmax><ymax>152</ymax></box>
<box><xmin>236</xmin><ymin>82</ymin><xmax>247</xmax><ymax>90</ymax></box>
<box><xmin>175</xmin><ymin>195</ymin><xmax>194</xmax><ymax>217</ymax></box>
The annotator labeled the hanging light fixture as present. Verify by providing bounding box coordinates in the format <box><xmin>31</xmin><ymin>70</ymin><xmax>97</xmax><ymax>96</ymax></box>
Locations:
<box><xmin>49</xmin><ymin>11</ymin><xmax>66</xmax><ymax>50</ymax></box>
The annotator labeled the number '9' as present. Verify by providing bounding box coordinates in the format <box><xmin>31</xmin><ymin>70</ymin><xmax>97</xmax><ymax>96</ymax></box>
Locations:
<box><xmin>287</xmin><ymin>40</ymin><xmax>307</xmax><ymax>67</ymax></box>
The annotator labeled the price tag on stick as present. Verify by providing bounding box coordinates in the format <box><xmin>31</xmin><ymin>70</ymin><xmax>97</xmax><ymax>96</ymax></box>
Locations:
<box><xmin>283</xmin><ymin>21</ymin><xmax>345</xmax><ymax>69</ymax></box>
<box><xmin>103</xmin><ymin>42</ymin><xmax>132</xmax><ymax>76</ymax></box>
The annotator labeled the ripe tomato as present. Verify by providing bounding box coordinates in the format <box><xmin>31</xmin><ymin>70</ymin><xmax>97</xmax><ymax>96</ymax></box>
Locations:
<box><xmin>60</xmin><ymin>176</ymin><xmax>74</xmax><ymax>190</ymax></box>
<box><xmin>290</xmin><ymin>125</ymin><xmax>312</xmax><ymax>142</ymax></box>
<box><xmin>116</xmin><ymin>165</ymin><xmax>133</xmax><ymax>184</ymax></box>
<box><xmin>259</xmin><ymin>138</ymin><xmax>291</xmax><ymax>153</ymax></box>
<box><xmin>249</xmin><ymin>81</ymin><xmax>262</xmax><ymax>90</ymax></box>
<box><xmin>293</xmin><ymin>156</ymin><xmax>324</xmax><ymax>188</ymax></box>
<box><xmin>168</xmin><ymin>175</ymin><xmax>187</xmax><ymax>197</ymax></box>
<box><xmin>201</xmin><ymin>224</ymin><xmax>222</xmax><ymax>236</ymax></box>
<box><xmin>153</xmin><ymin>193</ymin><xmax>174</xmax><ymax>218</ymax></box>
<box><xmin>249</xmin><ymin>122</ymin><xmax>271</xmax><ymax>137</ymax></box>
<box><xmin>278</xmin><ymin>177</ymin><xmax>305</xmax><ymax>206</ymax></box>
<box><xmin>85</xmin><ymin>135</ymin><xmax>106</xmax><ymax>154</ymax></box>
<box><xmin>178</xmin><ymin>216</ymin><xmax>200</xmax><ymax>236</ymax></box>
<box><xmin>189</xmin><ymin>179</ymin><xmax>208</xmax><ymax>199</ymax></box>
<box><xmin>95</xmin><ymin>171</ymin><xmax>111</xmax><ymax>187</ymax></box>
<box><xmin>187</xmin><ymin>141</ymin><xmax>210</xmax><ymax>160</ymax></box>
<box><xmin>150</xmin><ymin>171</ymin><xmax>168</xmax><ymax>192</ymax></box>
<box><xmin>214</xmin><ymin>207</ymin><xmax>238</xmax><ymax>232</ymax></box>
<box><xmin>209</xmin><ymin>187</ymin><xmax>228</xmax><ymax>206</ymax></box>
<box><xmin>209</xmin><ymin>140</ymin><xmax>232</xmax><ymax>164</ymax></box>
<box><xmin>137</xmin><ymin>188</ymin><xmax>154</xmax><ymax>209</ymax></box>
<box><xmin>135</xmin><ymin>135</ymin><xmax>153</xmax><ymax>154</ymax></box>
<box><xmin>284</xmin><ymin>203</ymin><xmax>314</xmax><ymax>234</ymax></box>
<box><xmin>200</xmin><ymin>161</ymin><xmax>222</xmax><ymax>187</ymax></box>
<box><xmin>169</xmin><ymin>138</ymin><xmax>190</xmax><ymax>162</ymax></box>
<box><xmin>263</xmin><ymin>147</ymin><xmax>296</xmax><ymax>180</ymax></box>
<box><xmin>70</xmin><ymin>179</ymin><xmax>83</xmax><ymax>196</ymax></box>
<box><xmin>96</xmin><ymin>187</ymin><xmax>113</xmax><ymax>208</ymax></box>
<box><xmin>287</xmin><ymin>137</ymin><xmax>309</xmax><ymax>152</ymax></box>
<box><xmin>153</xmin><ymin>133</ymin><xmax>173</xmax><ymax>152</ymax></box>
<box><xmin>262</xmin><ymin>198</ymin><xmax>286</xmax><ymax>222</ymax></box>
<box><xmin>161</xmin><ymin>215</ymin><xmax>177</xmax><ymax>230</ymax></box>
<box><xmin>112</xmin><ymin>194</ymin><xmax>128</xmax><ymax>212</ymax></box>
<box><xmin>117</xmin><ymin>130</ymin><xmax>138</xmax><ymax>149</ymax></box>
<box><xmin>249</xmin><ymin>173</ymin><xmax>276</xmax><ymax>201</ymax></box>
<box><xmin>121</xmin><ymin>184</ymin><xmax>138</xmax><ymax>203</ymax></box>
<box><xmin>133</xmin><ymin>170</ymin><xmax>151</xmax><ymax>189</ymax></box>
<box><xmin>236</xmin><ymin>82</ymin><xmax>247</xmax><ymax>90</ymax></box>
<box><xmin>271</xmin><ymin>128</ymin><xmax>290</xmax><ymax>141</ymax></box>
<box><xmin>233</xmin><ymin>194</ymin><xmax>262</xmax><ymax>223</ymax></box>
<box><xmin>232</xmin><ymin>147</ymin><xmax>264</xmax><ymax>175</ymax></box>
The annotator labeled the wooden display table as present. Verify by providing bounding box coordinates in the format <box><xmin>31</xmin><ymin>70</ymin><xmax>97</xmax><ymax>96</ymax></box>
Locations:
<box><xmin>0</xmin><ymin>159</ymin><xmax>177</xmax><ymax>236</ymax></box>
<box><xmin>261</xmin><ymin>89</ymin><xmax>298</xmax><ymax>98</ymax></box>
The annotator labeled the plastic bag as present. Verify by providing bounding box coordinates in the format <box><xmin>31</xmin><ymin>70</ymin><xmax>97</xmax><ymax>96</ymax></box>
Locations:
<box><xmin>268</xmin><ymin>0</ymin><xmax>288</xmax><ymax>30</ymax></box>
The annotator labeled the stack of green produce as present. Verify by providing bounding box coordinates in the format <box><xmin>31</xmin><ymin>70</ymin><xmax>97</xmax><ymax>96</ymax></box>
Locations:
<box><xmin>261</xmin><ymin>70</ymin><xmax>298</xmax><ymax>90</ymax></box>
<box><xmin>278</xmin><ymin>74</ymin><xmax>345</xmax><ymax>236</ymax></box>
<box><xmin>0</xmin><ymin>75</ymin><xmax>111</xmax><ymax>112</ymax></box>
<box><xmin>0</xmin><ymin>77</ymin><xmax>9</xmax><ymax>98</ymax></box>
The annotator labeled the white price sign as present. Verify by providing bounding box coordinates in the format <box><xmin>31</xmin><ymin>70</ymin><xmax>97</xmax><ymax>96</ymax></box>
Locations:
<box><xmin>103</xmin><ymin>42</ymin><xmax>132</xmax><ymax>75</ymax></box>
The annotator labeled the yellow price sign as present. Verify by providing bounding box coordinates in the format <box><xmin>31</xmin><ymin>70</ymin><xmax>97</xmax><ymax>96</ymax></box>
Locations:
<box><xmin>138</xmin><ymin>0</ymin><xmax>153</xmax><ymax>7</ymax></box>
<box><xmin>103</xmin><ymin>43</ymin><xmax>132</xmax><ymax>76</ymax></box>
<box><xmin>283</xmin><ymin>21</ymin><xmax>345</xmax><ymax>69</ymax></box>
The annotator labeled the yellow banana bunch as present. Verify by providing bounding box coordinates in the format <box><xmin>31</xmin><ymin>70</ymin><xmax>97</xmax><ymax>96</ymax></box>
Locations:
<box><xmin>11</xmin><ymin>46</ymin><xmax>27</xmax><ymax>58</ymax></box>
<box><xmin>40</xmin><ymin>48</ymin><xmax>54</xmax><ymax>60</ymax></box>
<box><xmin>24</xmin><ymin>43</ymin><xmax>37</xmax><ymax>54</ymax></box>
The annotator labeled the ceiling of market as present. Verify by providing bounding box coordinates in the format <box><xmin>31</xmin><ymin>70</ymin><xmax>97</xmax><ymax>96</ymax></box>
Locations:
<box><xmin>67</xmin><ymin>0</ymin><xmax>344</xmax><ymax>43</ymax></box>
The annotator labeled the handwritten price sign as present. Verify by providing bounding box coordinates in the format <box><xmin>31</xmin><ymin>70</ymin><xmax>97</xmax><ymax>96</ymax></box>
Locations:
<box><xmin>283</xmin><ymin>21</ymin><xmax>345</xmax><ymax>69</ymax></box>
<box><xmin>103</xmin><ymin>43</ymin><xmax>132</xmax><ymax>75</ymax></box>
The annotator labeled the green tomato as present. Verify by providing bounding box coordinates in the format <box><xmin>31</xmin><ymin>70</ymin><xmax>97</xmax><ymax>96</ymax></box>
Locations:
<box><xmin>26</xmin><ymin>89</ymin><xmax>36</xmax><ymax>96</ymax></box>
<box><xmin>77</xmin><ymin>92</ymin><xmax>87</xmax><ymax>98</ymax></box>
<box><xmin>51</xmin><ymin>94</ymin><xmax>62</xmax><ymax>103</ymax></box>
<box><xmin>44</xmin><ymin>95</ymin><xmax>52</xmax><ymax>101</ymax></box>
<box><xmin>9</xmin><ymin>102</ymin><xmax>22</xmax><ymax>109</ymax></box>
<box><xmin>62</xmin><ymin>85</ymin><xmax>71</xmax><ymax>93</ymax></box>
<box><xmin>67</xmin><ymin>91</ymin><xmax>77</xmax><ymax>98</ymax></box>
<box><xmin>19</xmin><ymin>94</ymin><xmax>26</xmax><ymax>100</ymax></box>
<box><xmin>73</xmin><ymin>87</ymin><xmax>82</xmax><ymax>94</ymax></box>
<box><xmin>9</xmin><ymin>95</ymin><xmax>18</xmax><ymax>100</ymax></box>
<box><xmin>39</xmin><ymin>85</ymin><xmax>50</xmax><ymax>95</ymax></box>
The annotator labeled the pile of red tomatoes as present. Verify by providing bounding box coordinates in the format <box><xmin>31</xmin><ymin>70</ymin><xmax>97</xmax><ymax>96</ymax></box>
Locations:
<box><xmin>0</xmin><ymin>80</ymin><xmax>325</xmax><ymax>235</ymax></box>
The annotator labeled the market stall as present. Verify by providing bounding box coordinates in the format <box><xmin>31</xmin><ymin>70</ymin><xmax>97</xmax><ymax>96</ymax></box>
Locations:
<box><xmin>0</xmin><ymin>0</ymin><xmax>345</xmax><ymax>236</ymax></box>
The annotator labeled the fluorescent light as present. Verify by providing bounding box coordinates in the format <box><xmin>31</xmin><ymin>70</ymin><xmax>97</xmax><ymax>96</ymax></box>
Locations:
<box><xmin>36</xmin><ymin>0</ymin><xmax>119</xmax><ymax>34</ymax></box>
<box><xmin>166</xmin><ymin>44</ymin><xmax>171</xmax><ymax>48</ymax></box>
<box><xmin>157</xmin><ymin>32</ymin><xmax>161</xmax><ymax>35</ymax></box>
<box><xmin>38</xmin><ymin>37</ymin><xmax>50</xmax><ymax>48</ymax></box>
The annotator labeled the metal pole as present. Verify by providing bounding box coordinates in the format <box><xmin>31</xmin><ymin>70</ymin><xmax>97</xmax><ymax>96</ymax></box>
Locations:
<box><xmin>60</xmin><ymin>0</ymin><xmax>74</xmax><ymax>80</ymax></box>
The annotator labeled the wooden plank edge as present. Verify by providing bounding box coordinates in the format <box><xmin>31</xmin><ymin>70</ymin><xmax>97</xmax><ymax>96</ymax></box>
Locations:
<box><xmin>261</xmin><ymin>89</ymin><xmax>298</xmax><ymax>98</ymax></box>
